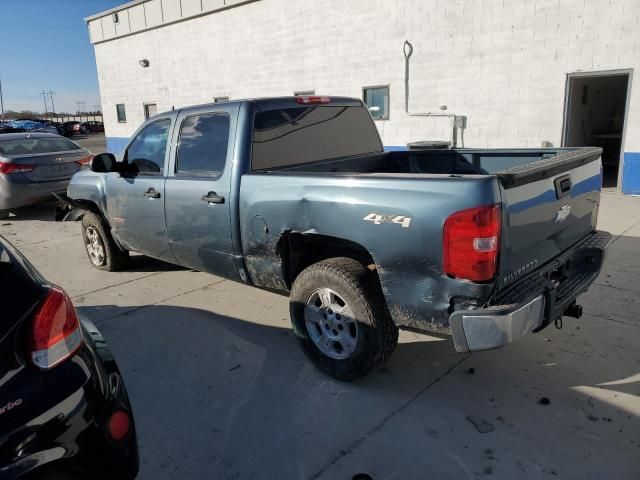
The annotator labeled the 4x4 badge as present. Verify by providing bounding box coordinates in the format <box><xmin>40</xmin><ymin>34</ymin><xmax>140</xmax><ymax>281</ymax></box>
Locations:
<box><xmin>363</xmin><ymin>213</ymin><xmax>412</xmax><ymax>228</ymax></box>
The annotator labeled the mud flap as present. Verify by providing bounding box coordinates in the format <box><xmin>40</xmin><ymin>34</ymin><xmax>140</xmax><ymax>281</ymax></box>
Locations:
<box><xmin>52</xmin><ymin>193</ymin><xmax>87</xmax><ymax>222</ymax></box>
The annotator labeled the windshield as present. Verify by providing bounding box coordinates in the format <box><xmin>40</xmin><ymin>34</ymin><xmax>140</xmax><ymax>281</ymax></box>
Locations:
<box><xmin>0</xmin><ymin>137</ymin><xmax>81</xmax><ymax>156</ymax></box>
<box><xmin>252</xmin><ymin>105</ymin><xmax>382</xmax><ymax>170</ymax></box>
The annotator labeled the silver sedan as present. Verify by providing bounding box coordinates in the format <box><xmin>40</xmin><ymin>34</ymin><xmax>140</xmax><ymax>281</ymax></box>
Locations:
<box><xmin>0</xmin><ymin>133</ymin><xmax>92</xmax><ymax>218</ymax></box>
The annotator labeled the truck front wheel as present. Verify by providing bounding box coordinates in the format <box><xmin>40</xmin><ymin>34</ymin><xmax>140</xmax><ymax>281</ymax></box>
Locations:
<box><xmin>289</xmin><ymin>257</ymin><xmax>398</xmax><ymax>381</ymax></box>
<box><xmin>81</xmin><ymin>212</ymin><xmax>129</xmax><ymax>271</ymax></box>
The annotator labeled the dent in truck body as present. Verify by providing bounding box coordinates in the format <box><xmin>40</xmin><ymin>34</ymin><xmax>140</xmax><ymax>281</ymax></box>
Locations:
<box><xmin>239</xmin><ymin>172</ymin><xmax>501</xmax><ymax>333</ymax></box>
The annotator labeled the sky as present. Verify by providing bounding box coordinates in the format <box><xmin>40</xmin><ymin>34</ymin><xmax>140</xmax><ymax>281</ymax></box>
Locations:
<box><xmin>0</xmin><ymin>0</ymin><xmax>126</xmax><ymax>114</ymax></box>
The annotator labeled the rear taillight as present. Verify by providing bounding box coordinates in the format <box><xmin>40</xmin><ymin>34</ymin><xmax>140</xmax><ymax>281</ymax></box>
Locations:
<box><xmin>443</xmin><ymin>204</ymin><xmax>501</xmax><ymax>282</ymax></box>
<box><xmin>76</xmin><ymin>155</ymin><xmax>94</xmax><ymax>166</ymax></box>
<box><xmin>295</xmin><ymin>96</ymin><xmax>331</xmax><ymax>104</ymax></box>
<box><xmin>0</xmin><ymin>162</ymin><xmax>35</xmax><ymax>174</ymax></box>
<box><xmin>30</xmin><ymin>286</ymin><xmax>83</xmax><ymax>370</ymax></box>
<box><xmin>108</xmin><ymin>410</ymin><xmax>131</xmax><ymax>441</ymax></box>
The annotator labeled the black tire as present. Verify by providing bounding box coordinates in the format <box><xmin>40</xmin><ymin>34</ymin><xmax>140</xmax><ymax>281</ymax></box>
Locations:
<box><xmin>81</xmin><ymin>212</ymin><xmax>129</xmax><ymax>271</ymax></box>
<box><xmin>0</xmin><ymin>209</ymin><xmax>9</xmax><ymax>220</ymax></box>
<box><xmin>290</xmin><ymin>257</ymin><xmax>398</xmax><ymax>381</ymax></box>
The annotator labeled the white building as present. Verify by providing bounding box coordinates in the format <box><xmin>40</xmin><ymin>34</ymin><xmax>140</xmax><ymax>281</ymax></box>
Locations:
<box><xmin>87</xmin><ymin>0</ymin><xmax>640</xmax><ymax>193</ymax></box>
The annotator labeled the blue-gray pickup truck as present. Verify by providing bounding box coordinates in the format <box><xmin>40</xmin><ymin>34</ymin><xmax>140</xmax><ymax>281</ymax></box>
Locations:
<box><xmin>61</xmin><ymin>96</ymin><xmax>610</xmax><ymax>380</ymax></box>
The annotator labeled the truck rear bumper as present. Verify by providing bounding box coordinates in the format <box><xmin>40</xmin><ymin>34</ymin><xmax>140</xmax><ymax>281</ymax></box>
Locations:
<box><xmin>450</xmin><ymin>295</ymin><xmax>545</xmax><ymax>352</ymax></box>
<box><xmin>449</xmin><ymin>230</ymin><xmax>611</xmax><ymax>353</ymax></box>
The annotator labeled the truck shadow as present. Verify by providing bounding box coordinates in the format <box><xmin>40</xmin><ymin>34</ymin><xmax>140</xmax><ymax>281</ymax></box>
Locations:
<box><xmin>125</xmin><ymin>253</ymin><xmax>188</xmax><ymax>273</ymax></box>
<box><xmin>77</xmin><ymin>301</ymin><xmax>639</xmax><ymax>478</ymax></box>
<box><xmin>2</xmin><ymin>200</ymin><xmax>60</xmax><ymax>222</ymax></box>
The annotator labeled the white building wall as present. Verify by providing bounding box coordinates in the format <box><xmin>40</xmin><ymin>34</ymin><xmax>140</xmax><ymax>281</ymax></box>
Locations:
<box><xmin>91</xmin><ymin>0</ymin><xmax>640</xmax><ymax>153</ymax></box>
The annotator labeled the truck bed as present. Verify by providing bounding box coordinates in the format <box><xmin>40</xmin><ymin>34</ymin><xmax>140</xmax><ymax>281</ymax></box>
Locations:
<box><xmin>271</xmin><ymin>147</ymin><xmax>598</xmax><ymax>182</ymax></box>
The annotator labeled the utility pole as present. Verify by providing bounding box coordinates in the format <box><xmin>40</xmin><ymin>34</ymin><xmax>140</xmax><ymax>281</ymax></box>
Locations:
<box><xmin>40</xmin><ymin>90</ymin><xmax>49</xmax><ymax>119</ymax></box>
<box><xmin>0</xmin><ymin>75</ymin><xmax>4</xmax><ymax>122</ymax></box>
<box><xmin>48</xmin><ymin>90</ymin><xmax>56</xmax><ymax>116</ymax></box>
<box><xmin>76</xmin><ymin>100</ymin><xmax>86</xmax><ymax>120</ymax></box>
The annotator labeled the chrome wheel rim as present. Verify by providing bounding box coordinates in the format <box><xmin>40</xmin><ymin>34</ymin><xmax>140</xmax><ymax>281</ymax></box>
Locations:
<box><xmin>85</xmin><ymin>226</ymin><xmax>105</xmax><ymax>266</ymax></box>
<box><xmin>305</xmin><ymin>287</ymin><xmax>358</xmax><ymax>360</ymax></box>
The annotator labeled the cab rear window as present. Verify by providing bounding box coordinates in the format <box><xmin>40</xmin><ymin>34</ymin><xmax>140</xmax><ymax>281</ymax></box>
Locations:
<box><xmin>0</xmin><ymin>137</ymin><xmax>81</xmax><ymax>156</ymax></box>
<box><xmin>252</xmin><ymin>106</ymin><xmax>382</xmax><ymax>171</ymax></box>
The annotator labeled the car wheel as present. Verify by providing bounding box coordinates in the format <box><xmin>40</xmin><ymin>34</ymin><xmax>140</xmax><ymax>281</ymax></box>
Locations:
<box><xmin>289</xmin><ymin>257</ymin><xmax>398</xmax><ymax>381</ymax></box>
<box><xmin>81</xmin><ymin>212</ymin><xmax>129</xmax><ymax>271</ymax></box>
<box><xmin>0</xmin><ymin>209</ymin><xmax>9</xmax><ymax>220</ymax></box>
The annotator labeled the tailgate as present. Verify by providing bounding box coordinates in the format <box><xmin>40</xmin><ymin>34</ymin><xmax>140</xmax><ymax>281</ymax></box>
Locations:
<box><xmin>496</xmin><ymin>147</ymin><xmax>602</xmax><ymax>290</ymax></box>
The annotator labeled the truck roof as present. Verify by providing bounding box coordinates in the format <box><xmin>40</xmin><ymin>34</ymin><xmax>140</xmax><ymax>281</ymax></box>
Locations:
<box><xmin>175</xmin><ymin>96</ymin><xmax>365</xmax><ymax>115</ymax></box>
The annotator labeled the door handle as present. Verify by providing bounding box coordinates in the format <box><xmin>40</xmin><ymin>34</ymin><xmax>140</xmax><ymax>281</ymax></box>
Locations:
<box><xmin>144</xmin><ymin>188</ymin><xmax>161</xmax><ymax>199</ymax></box>
<box><xmin>201</xmin><ymin>191</ymin><xmax>225</xmax><ymax>204</ymax></box>
<box><xmin>554</xmin><ymin>175</ymin><xmax>572</xmax><ymax>199</ymax></box>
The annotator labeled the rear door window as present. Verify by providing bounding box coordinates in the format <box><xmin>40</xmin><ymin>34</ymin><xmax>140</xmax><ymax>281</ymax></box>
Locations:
<box><xmin>0</xmin><ymin>137</ymin><xmax>81</xmax><ymax>156</ymax></box>
<box><xmin>176</xmin><ymin>113</ymin><xmax>230</xmax><ymax>178</ymax></box>
<box><xmin>125</xmin><ymin>119</ymin><xmax>171</xmax><ymax>175</ymax></box>
<box><xmin>252</xmin><ymin>105</ymin><xmax>382</xmax><ymax>170</ymax></box>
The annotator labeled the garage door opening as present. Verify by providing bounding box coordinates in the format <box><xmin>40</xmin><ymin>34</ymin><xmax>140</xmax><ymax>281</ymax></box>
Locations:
<box><xmin>563</xmin><ymin>72</ymin><xmax>631</xmax><ymax>189</ymax></box>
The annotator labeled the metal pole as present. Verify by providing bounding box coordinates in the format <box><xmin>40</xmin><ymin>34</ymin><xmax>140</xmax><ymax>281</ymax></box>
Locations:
<box><xmin>48</xmin><ymin>90</ymin><xmax>56</xmax><ymax>116</ymax></box>
<box><xmin>40</xmin><ymin>91</ymin><xmax>48</xmax><ymax>117</ymax></box>
<box><xmin>0</xmin><ymin>76</ymin><xmax>4</xmax><ymax>122</ymax></box>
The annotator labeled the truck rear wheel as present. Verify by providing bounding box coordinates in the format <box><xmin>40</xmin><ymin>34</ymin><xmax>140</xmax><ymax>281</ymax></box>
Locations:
<box><xmin>289</xmin><ymin>257</ymin><xmax>398</xmax><ymax>381</ymax></box>
<box><xmin>81</xmin><ymin>212</ymin><xmax>129</xmax><ymax>271</ymax></box>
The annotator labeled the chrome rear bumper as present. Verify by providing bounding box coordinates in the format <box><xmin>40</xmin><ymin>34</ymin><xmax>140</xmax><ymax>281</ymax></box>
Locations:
<box><xmin>449</xmin><ymin>295</ymin><xmax>545</xmax><ymax>353</ymax></box>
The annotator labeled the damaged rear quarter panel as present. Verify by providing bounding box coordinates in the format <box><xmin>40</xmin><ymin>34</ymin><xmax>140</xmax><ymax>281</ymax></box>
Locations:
<box><xmin>239</xmin><ymin>172</ymin><xmax>501</xmax><ymax>333</ymax></box>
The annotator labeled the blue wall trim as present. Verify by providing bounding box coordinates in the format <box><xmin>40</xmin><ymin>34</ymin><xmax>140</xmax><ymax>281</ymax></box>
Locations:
<box><xmin>106</xmin><ymin>136</ymin><xmax>129</xmax><ymax>155</ymax></box>
<box><xmin>384</xmin><ymin>145</ymin><xmax>408</xmax><ymax>151</ymax></box>
<box><xmin>622</xmin><ymin>152</ymin><xmax>640</xmax><ymax>195</ymax></box>
<box><xmin>103</xmin><ymin>140</ymin><xmax>640</xmax><ymax>196</ymax></box>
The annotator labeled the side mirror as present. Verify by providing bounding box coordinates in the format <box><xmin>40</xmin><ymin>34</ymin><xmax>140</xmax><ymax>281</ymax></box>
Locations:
<box><xmin>91</xmin><ymin>153</ymin><xmax>116</xmax><ymax>173</ymax></box>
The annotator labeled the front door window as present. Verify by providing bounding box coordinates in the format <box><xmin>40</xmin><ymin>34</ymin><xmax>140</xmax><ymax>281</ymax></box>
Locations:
<box><xmin>125</xmin><ymin>119</ymin><xmax>171</xmax><ymax>175</ymax></box>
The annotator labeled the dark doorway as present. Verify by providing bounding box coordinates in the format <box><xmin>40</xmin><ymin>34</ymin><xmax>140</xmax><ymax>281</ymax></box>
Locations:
<box><xmin>563</xmin><ymin>72</ymin><xmax>630</xmax><ymax>189</ymax></box>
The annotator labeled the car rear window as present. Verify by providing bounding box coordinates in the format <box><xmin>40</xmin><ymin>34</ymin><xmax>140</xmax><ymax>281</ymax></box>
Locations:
<box><xmin>0</xmin><ymin>137</ymin><xmax>81</xmax><ymax>156</ymax></box>
<box><xmin>252</xmin><ymin>105</ymin><xmax>383</xmax><ymax>171</ymax></box>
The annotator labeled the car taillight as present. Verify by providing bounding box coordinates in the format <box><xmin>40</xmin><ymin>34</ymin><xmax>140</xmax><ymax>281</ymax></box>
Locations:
<box><xmin>76</xmin><ymin>155</ymin><xmax>94</xmax><ymax>166</ymax></box>
<box><xmin>443</xmin><ymin>204</ymin><xmax>501</xmax><ymax>282</ymax></box>
<box><xmin>0</xmin><ymin>162</ymin><xmax>35</xmax><ymax>174</ymax></box>
<box><xmin>108</xmin><ymin>410</ymin><xmax>131</xmax><ymax>441</ymax></box>
<box><xmin>30</xmin><ymin>286</ymin><xmax>83</xmax><ymax>370</ymax></box>
<box><xmin>295</xmin><ymin>96</ymin><xmax>331</xmax><ymax>104</ymax></box>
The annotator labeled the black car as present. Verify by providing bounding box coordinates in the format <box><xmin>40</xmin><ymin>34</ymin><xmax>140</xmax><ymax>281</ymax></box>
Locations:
<box><xmin>79</xmin><ymin>121</ymin><xmax>104</xmax><ymax>133</ymax></box>
<box><xmin>59</xmin><ymin>122</ymin><xmax>81</xmax><ymax>137</ymax></box>
<box><xmin>0</xmin><ymin>235</ymin><xmax>138</xmax><ymax>479</ymax></box>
